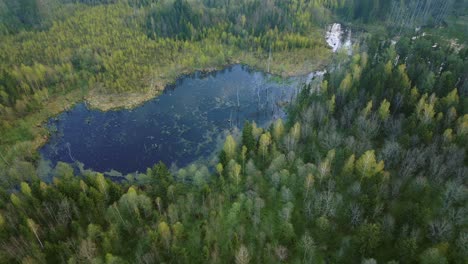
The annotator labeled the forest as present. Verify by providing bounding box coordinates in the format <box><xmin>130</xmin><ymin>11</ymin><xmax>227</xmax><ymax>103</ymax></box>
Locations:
<box><xmin>0</xmin><ymin>0</ymin><xmax>467</xmax><ymax>263</ymax></box>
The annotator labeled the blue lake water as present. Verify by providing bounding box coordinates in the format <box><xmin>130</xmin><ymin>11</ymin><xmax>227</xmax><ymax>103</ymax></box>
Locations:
<box><xmin>40</xmin><ymin>65</ymin><xmax>301</xmax><ymax>174</ymax></box>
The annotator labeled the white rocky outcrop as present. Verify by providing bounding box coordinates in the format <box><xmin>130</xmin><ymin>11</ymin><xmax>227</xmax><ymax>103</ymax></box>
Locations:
<box><xmin>305</xmin><ymin>23</ymin><xmax>353</xmax><ymax>85</ymax></box>
<box><xmin>326</xmin><ymin>23</ymin><xmax>352</xmax><ymax>54</ymax></box>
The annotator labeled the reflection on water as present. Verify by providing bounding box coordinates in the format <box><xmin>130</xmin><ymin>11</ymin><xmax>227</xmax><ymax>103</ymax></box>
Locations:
<box><xmin>40</xmin><ymin>65</ymin><xmax>301</xmax><ymax>174</ymax></box>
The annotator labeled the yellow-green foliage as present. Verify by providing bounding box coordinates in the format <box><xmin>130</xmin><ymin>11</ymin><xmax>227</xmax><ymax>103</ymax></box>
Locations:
<box><xmin>0</xmin><ymin>2</ymin><xmax>332</xmax><ymax>167</ymax></box>
<box><xmin>0</xmin><ymin>5</ymin><xmax>230</xmax><ymax>94</ymax></box>
<box><xmin>356</xmin><ymin>150</ymin><xmax>384</xmax><ymax>178</ymax></box>
<box><xmin>223</xmin><ymin>135</ymin><xmax>237</xmax><ymax>161</ymax></box>
<box><xmin>378</xmin><ymin>99</ymin><xmax>390</xmax><ymax>120</ymax></box>
<box><xmin>0</xmin><ymin>3</ymin><xmax>329</xmax><ymax>104</ymax></box>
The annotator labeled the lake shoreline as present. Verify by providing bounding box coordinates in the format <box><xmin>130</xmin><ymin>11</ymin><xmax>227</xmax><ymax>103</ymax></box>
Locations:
<box><xmin>0</xmin><ymin>47</ymin><xmax>332</xmax><ymax>175</ymax></box>
<box><xmin>1</xmin><ymin>19</ymin><xmax>341</xmax><ymax>168</ymax></box>
<box><xmin>41</xmin><ymin>65</ymin><xmax>300</xmax><ymax>174</ymax></box>
<box><xmin>84</xmin><ymin>54</ymin><xmax>330</xmax><ymax>112</ymax></box>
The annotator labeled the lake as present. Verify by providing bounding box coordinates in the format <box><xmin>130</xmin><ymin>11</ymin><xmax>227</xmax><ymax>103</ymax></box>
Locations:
<box><xmin>40</xmin><ymin>65</ymin><xmax>302</xmax><ymax>174</ymax></box>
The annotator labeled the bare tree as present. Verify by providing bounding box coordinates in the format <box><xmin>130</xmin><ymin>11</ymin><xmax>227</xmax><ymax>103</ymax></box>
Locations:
<box><xmin>235</xmin><ymin>244</ymin><xmax>250</xmax><ymax>264</ymax></box>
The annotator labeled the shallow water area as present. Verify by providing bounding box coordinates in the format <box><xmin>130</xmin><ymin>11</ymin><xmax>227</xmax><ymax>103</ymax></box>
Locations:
<box><xmin>40</xmin><ymin>65</ymin><xmax>301</xmax><ymax>174</ymax></box>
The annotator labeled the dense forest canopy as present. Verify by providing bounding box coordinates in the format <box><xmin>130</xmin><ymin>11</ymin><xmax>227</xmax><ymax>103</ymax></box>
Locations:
<box><xmin>0</xmin><ymin>0</ymin><xmax>467</xmax><ymax>263</ymax></box>
<box><xmin>0</xmin><ymin>32</ymin><xmax>467</xmax><ymax>263</ymax></box>
<box><xmin>2</xmin><ymin>0</ymin><xmax>466</xmax><ymax>33</ymax></box>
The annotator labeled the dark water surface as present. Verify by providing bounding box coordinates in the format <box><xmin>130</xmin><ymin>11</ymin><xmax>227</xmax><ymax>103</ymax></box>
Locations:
<box><xmin>40</xmin><ymin>65</ymin><xmax>301</xmax><ymax>174</ymax></box>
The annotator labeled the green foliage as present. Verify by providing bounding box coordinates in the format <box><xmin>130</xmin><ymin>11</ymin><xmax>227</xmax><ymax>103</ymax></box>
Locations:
<box><xmin>223</xmin><ymin>134</ymin><xmax>237</xmax><ymax>161</ymax></box>
<box><xmin>356</xmin><ymin>150</ymin><xmax>384</xmax><ymax>179</ymax></box>
<box><xmin>419</xmin><ymin>247</ymin><xmax>448</xmax><ymax>264</ymax></box>
<box><xmin>20</xmin><ymin>182</ymin><xmax>32</xmax><ymax>197</ymax></box>
<box><xmin>357</xmin><ymin>223</ymin><xmax>382</xmax><ymax>255</ymax></box>
<box><xmin>342</xmin><ymin>154</ymin><xmax>355</xmax><ymax>176</ymax></box>
<box><xmin>362</xmin><ymin>100</ymin><xmax>373</xmax><ymax>117</ymax></box>
<box><xmin>259</xmin><ymin>132</ymin><xmax>271</xmax><ymax>161</ymax></box>
<box><xmin>242</xmin><ymin>121</ymin><xmax>256</xmax><ymax>153</ymax></box>
<box><xmin>272</xmin><ymin>119</ymin><xmax>285</xmax><ymax>142</ymax></box>
<box><xmin>158</xmin><ymin>221</ymin><xmax>171</xmax><ymax>247</ymax></box>
<box><xmin>147</xmin><ymin>0</ymin><xmax>203</xmax><ymax>40</ymax></box>
<box><xmin>216</xmin><ymin>163</ymin><xmax>223</xmax><ymax>177</ymax></box>
<box><xmin>378</xmin><ymin>99</ymin><xmax>390</xmax><ymax>120</ymax></box>
<box><xmin>339</xmin><ymin>73</ymin><xmax>353</xmax><ymax>94</ymax></box>
<box><xmin>0</xmin><ymin>2</ymin><xmax>466</xmax><ymax>263</ymax></box>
